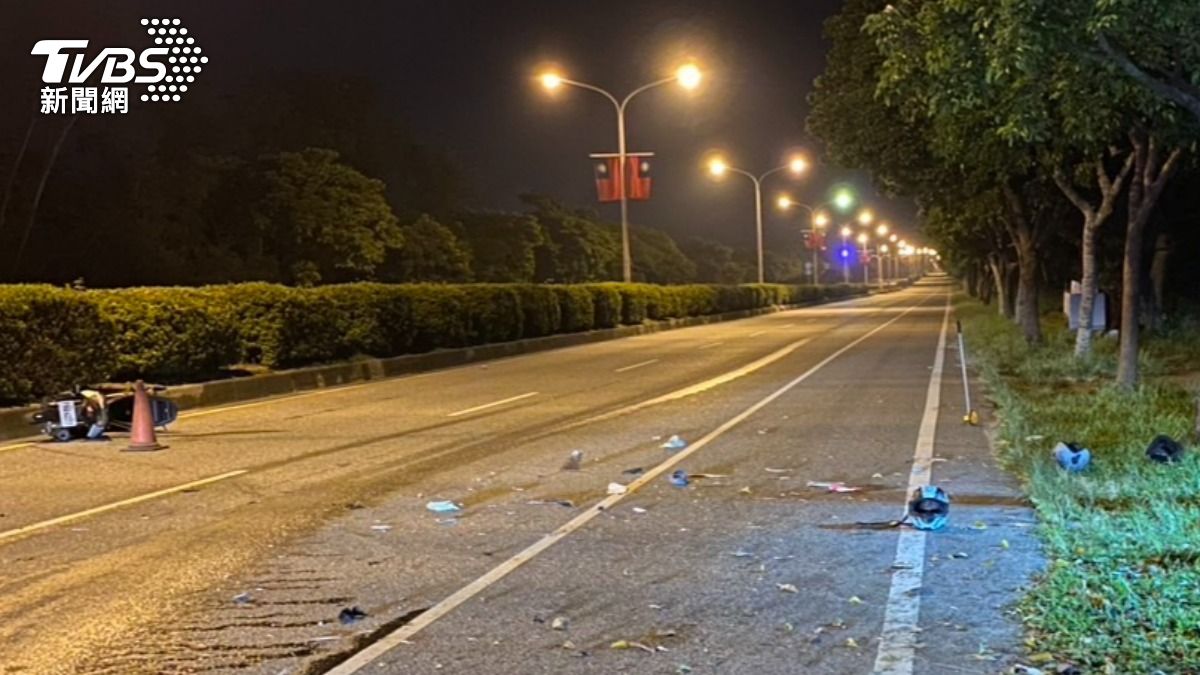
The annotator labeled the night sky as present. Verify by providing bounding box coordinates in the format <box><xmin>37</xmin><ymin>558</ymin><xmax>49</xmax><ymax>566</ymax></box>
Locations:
<box><xmin>3</xmin><ymin>1</ymin><xmax>915</xmax><ymax>250</ymax></box>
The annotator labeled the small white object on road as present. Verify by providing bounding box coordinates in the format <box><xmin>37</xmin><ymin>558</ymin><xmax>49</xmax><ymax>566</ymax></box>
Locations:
<box><xmin>606</xmin><ymin>482</ymin><xmax>627</xmax><ymax>495</ymax></box>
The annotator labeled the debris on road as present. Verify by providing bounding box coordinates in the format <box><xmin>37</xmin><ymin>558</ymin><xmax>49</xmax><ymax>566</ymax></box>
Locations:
<box><xmin>607</xmin><ymin>482</ymin><xmax>628</xmax><ymax>495</ymax></box>
<box><xmin>845</xmin><ymin>637</ymin><xmax>860</xmax><ymax>649</ymax></box>
<box><xmin>1146</xmin><ymin>434</ymin><xmax>1185</xmax><ymax>464</ymax></box>
<box><xmin>669</xmin><ymin>470</ymin><xmax>690</xmax><ymax>487</ymax></box>
<box><xmin>690</xmin><ymin>472</ymin><xmax>730</xmax><ymax>479</ymax></box>
<box><xmin>777</xmin><ymin>583</ymin><xmax>799</xmax><ymax>593</ymax></box>
<box><xmin>338</xmin><ymin>606</ymin><xmax>368</xmax><ymax>625</ymax></box>
<box><xmin>623</xmin><ymin>467</ymin><xmax>645</xmax><ymax>475</ymax></box>
<box><xmin>739</xmin><ymin>486</ymin><xmax>752</xmax><ymax>495</ymax></box>
<box><xmin>232</xmin><ymin>592</ymin><xmax>253</xmax><ymax>605</ymax></box>
<box><xmin>562</xmin><ymin>449</ymin><xmax>583</xmax><ymax>471</ymax></box>
<box><xmin>848</xmin><ymin>595</ymin><xmax>863</xmax><ymax>604</ymax></box>
<box><xmin>764</xmin><ymin>467</ymin><xmax>789</xmax><ymax>474</ymax></box>
<box><xmin>551</xmin><ymin>616</ymin><xmax>569</xmax><ymax>631</ymax></box>
<box><xmin>907</xmin><ymin>485</ymin><xmax>950</xmax><ymax>531</ymax></box>
<box><xmin>661</xmin><ymin>435</ymin><xmax>688</xmax><ymax>451</ymax></box>
<box><xmin>369</xmin><ymin>524</ymin><xmax>393</xmax><ymax>532</ymax></box>
<box><xmin>1053</xmin><ymin>442</ymin><xmax>1092</xmax><ymax>472</ymax></box>
<box><xmin>425</xmin><ymin>500</ymin><xmax>462</xmax><ymax>514</ymax></box>
<box><xmin>632</xmin><ymin>506</ymin><xmax>648</xmax><ymax>514</ymax></box>
<box><xmin>730</xmin><ymin>550</ymin><xmax>753</xmax><ymax>558</ymax></box>
<box><xmin>527</xmin><ymin>499</ymin><xmax>575</xmax><ymax>507</ymax></box>
<box><xmin>807</xmin><ymin>481</ymin><xmax>862</xmax><ymax>493</ymax></box>
<box><xmin>610</xmin><ymin>639</ymin><xmax>655</xmax><ymax>653</ymax></box>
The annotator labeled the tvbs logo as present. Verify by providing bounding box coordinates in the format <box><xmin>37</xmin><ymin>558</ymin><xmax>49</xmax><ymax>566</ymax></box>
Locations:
<box><xmin>32</xmin><ymin>18</ymin><xmax>207</xmax><ymax>114</ymax></box>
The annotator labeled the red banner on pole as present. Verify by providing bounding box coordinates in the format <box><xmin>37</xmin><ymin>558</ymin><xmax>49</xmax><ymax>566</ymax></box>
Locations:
<box><xmin>626</xmin><ymin>157</ymin><xmax>652</xmax><ymax>201</ymax></box>
<box><xmin>593</xmin><ymin>157</ymin><xmax>622</xmax><ymax>203</ymax></box>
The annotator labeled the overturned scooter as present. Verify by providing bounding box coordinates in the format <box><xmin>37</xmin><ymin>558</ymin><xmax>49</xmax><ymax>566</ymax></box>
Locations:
<box><xmin>31</xmin><ymin>382</ymin><xmax>178</xmax><ymax>442</ymax></box>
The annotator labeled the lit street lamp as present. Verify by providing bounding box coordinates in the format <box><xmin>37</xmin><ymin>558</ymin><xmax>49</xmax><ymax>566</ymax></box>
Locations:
<box><xmin>778</xmin><ymin>194</ymin><xmax>845</xmax><ymax>285</ymax></box>
<box><xmin>708</xmin><ymin>154</ymin><xmax>809</xmax><ymax>284</ymax></box>
<box><xmin>540</xmin><ymin>64</ymin><xmax>702</xmax><ymax>283</ymax></box>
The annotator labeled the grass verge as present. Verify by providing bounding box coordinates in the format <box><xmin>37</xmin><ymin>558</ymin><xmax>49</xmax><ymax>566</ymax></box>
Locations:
<box><xmin>957</xmin><ymin>295</ymin><xmax>1200</xmax><ymax>674</ymax></box>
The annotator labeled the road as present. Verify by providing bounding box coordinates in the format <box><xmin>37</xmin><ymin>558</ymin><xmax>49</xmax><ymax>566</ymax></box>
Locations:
<box><xmin>0</xmin><ymin>277</ymin><xmax>1041</xmax><ymax>675</ymax></box>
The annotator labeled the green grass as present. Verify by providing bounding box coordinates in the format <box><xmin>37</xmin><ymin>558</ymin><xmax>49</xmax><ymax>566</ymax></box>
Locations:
<box><xmin>958</xmin><ymin>297</ymin><xmax>1200</xmax><ymax>673</ymax></box>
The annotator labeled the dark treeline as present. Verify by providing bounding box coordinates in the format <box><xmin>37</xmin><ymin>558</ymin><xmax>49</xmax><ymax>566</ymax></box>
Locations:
<box><xmin>0</xmin><ymin>74</ymin><xmax>813</xmax><ymax>288</ymax></box>
<box><xmin>808</xmin><ymin>0</ymin><xmax>1200</xmax><ymax>388</ymax></box>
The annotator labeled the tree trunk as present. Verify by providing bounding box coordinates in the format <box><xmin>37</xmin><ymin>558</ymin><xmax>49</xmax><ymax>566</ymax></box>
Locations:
<box><xmin>12</xmin><ymin>116</ymin><xmax>77</xmax><ymax>277</ymax></box>
<box><xmin>1147</xmin><ymin>232</ymin><xmax>1170</xmax><ymax>332</ymax></box>
<box><xmin>1074</xmin><ymin>220</ymin><xmax>1099</xmax><ymax>358</ymax></box>
<box><xmin>1117</xmin><ymin>133</ymin><xmax>1183</xmax><ymax>389</ymax></box>
<box><xmin>1003</xmin><ymin>183</ymin><xmax>1042</xmax><ymax>344</ymax></box>
<box><xmin>988</xmin><ymin>254</ymin><xmax>1008</xmax><ymax>317</ymax></box>
<box><xmin>1003</xmin><ymin>262</ymin><xmax>1018</xmax><ymax>319</ymax></box>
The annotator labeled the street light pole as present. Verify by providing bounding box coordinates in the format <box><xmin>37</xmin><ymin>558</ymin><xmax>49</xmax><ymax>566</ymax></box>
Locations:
<box><xmin>709</xmin><ymin>158</ymin><xmax>808</xmax><ymax>284</ymax></box>
<box><xmin>541</xmin><ymin>66</ymin><xmax>701</xmax><ymax>283</ymax></box>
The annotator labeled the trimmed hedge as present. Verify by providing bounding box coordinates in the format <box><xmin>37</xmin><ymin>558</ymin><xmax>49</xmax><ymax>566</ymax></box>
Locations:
<box><xmin>0</xmin><ymin>281</ymin><xmax>870</xmax><ymax>403</ymax></box>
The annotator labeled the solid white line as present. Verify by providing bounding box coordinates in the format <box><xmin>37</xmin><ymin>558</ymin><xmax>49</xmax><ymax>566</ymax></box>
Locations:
<box><xmin>872</xmin><ymin>292</ymin><xmax>951</xmax><ymax>675</ymax></box>
<box><xmin>0</xmin><ymin>469</ymin><xmax>248</xmax><ymax>544</ymax></box>
<box><xmin>445</xmin><ymin>392</ymin><xmax>539</xmax><ymax>418</ymax></box>
<box><xmin>570</xmin><ymin>339</ymin><xmax>810</xmax><ymax>429</ymax></box>
<box><xmin>614</xmin><ymin>359</ymin><xmax>659</xmax><ymax>373</ymax></box>
<box><xmin>698</xmin><ymin>341</ymin><xmax>723</xmax><ymax>350</ymax></box>
<box><xmin>325</xmin><ymin>297</ymin><xmax>929</xmax><ymax>675</ymax></box>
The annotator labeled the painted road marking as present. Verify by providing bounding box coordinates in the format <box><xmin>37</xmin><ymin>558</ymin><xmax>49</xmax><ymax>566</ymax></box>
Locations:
<box><xmin>698</xmin><ymin>341</ymin><xmax>723</xmax><ymax>350</ymax></box>
<box><xmin>569</xmin><ymin>339</ymin><xmax>810</xmax><ymax>429</ymax></box>
<box><xmin>181</xmin><ymin>382</ymin><xmax>377</xmax><ymax>419</ymax></box>
<box><xmin>872</xmin><ymin>292</ymin><xmax>951</xmax><ymax>675</ymax></box>
<box><xmin>0</xmin><ymin>442</ymin><xmax>35</xmax><ymax>454</ymax></box>
<box><xmin>0</xmin><ymin>469</ymin><xmax>248</xmax><ymax>545</ymax></box>
<box><xmin>614</xmin><ymin>359</ymin><xmax>659</xmax><ymax>373</ymax></box>
<box><xmin>325</xmin><ymin>297</ymin><xmax>930</xmax><ymax>675</ymax></box>
<box><xmin>446</xmin><ymin>392</ymin><xmax>539</xmax><ymax>418</ymax></box>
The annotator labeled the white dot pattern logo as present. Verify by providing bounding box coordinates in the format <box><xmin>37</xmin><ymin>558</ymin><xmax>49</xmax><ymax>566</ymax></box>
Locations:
<box><xmin>142</xmin><ymin>18</ymin><xmax>206</xmax><ymax>104</ymax></box>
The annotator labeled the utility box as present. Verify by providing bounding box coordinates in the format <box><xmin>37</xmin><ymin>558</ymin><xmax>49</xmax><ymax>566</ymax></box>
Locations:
<box><xmin>1064</xmin><ymin>281</ymin><xmax>1108</xmax><ymax>331</ymax></box>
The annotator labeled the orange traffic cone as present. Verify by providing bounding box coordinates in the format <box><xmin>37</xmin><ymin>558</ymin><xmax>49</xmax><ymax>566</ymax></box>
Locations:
<box><xmin>125</xmin><ymin>380</ymin><xmax>165</xmax><ymax>452</ymax></box>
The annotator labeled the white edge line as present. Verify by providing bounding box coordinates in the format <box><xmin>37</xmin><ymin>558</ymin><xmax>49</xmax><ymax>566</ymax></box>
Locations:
<box><xmin>872</xmin><ymin>292</ymin><xmax>951</xmax><ymax>675</ymax></box>
<box><xmin>445</xmin><ymin>392</ymin><xmax>539</xmax><ymax>418</ymax></box>
<box><xmin>0</xmin><ymin>469</ymin><xmax>248</xmax><ymax>544</ymax></box>
<box><xmin>614</xmin><ymin>359</ymin><xmax>659</xmax><ymax>373</ymax></box>
<box><xmin>325</xmin><ymin>295</ymin><xmax>931</xmax><ymax>675</ymax></box>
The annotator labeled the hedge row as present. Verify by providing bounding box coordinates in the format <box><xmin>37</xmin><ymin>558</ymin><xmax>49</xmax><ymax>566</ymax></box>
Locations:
<box><xmin>0</xmin><ymin>281</ymin><xmax>868</xmax><ymax>403</ymax></box>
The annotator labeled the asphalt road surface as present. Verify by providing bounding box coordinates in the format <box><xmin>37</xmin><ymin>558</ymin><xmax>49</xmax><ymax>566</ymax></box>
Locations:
<box><xmin>0</xmin><ymin>277</ymin><xmax>1041</xmax><ymax>675</ymax></box>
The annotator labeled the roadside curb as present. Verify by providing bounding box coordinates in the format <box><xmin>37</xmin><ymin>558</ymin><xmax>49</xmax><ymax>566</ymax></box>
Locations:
<box><xmin>1</xmin><ymin>286</ymin><xmax>905</xmax><ymax>442</ymax></box>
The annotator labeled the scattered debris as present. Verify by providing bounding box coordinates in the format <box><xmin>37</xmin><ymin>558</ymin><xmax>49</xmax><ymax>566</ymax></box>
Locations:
<box><xmin>777</xmin><ymin>583</ymin><xmax>799</xmax><ymax>594</ymax></box>
<box><xmin>807</xmin><ymin>481</ymin><xmax>862</xmax><ymax>493</ymax></box>
<box><xmin>551</xmin><ymin>616</ymin><xmax>569</xmax><ymax>631</ymax></box>
<box><xmin>1053</xmin><ymin>442</ymin><xmax>1092</xmax><ymax>472</ymax></box>
<box><xmin>369</xmin><ymin>524</ymin><xmax>393</xmax><ymax>532</ymax></box>
<box><xmin>623</xmin><ymin>467</ymin><xmax>645</xmax><ymax>476</ymax></box>
<box><xmin>849</xmin><ymin>596</ymin><xmax>863</xmax><ymax>604</ymax></box>
<box><xmin>1146</xmin><ymin>434</ymin><xmax>1185</xmax><ymax>464</ymax></box>
<box><xmin>425</xmin><ymin>500</ymin><xmax>461</xmax><ymax>514</ymax></box>
<box><xmin>907</xmin><ymin>486</ymin><xmax>950</xmax><ymax>531</ymax></box>
<box><xmin>232</xmin><ymin>592</ymin><xmax>253</xmax><ymax>605</ymax></box>
<box><xmin>338</xmin><ymin>606</ymin><xmax>368</xmax><ymax>625</ymax></box>
<box><xmin>730</xmin><ymin>550</ymin><xmax>754</xmax><ymax>558</ymax></box>
<box><xmin>676</xmin><ymin>665</ymin><xmax>693</xmax><ymax>674</ymax></box>
<box><xmin>690</xmin><ymin>472</ymin><xmax>730</xmax><ymax>479</ymax></box>
<box><xmin>345</xmin><ymin>501</ymin><xmax>365</xmax><ymax>510</ymax></box>
<box><xmin>1001</xmin><ymin>539</ymin><xmax>1011</xmax><ymax>549</ymax></box>
<box><xmin>607</xmin><ymin>482</ymin><xmax>628</xmax><ymax>495</ymax></box>
<box><xmin>845</xmin><ymin>637</ymin><xmax>860</xmax><ymax>649</ymax></box>
<box><xmin>527</xmin><ymin>499</ymin><xmax>575</xmax><ymax>508</ymax></box>
<box><xmin>970</xmin><ymin>520</ymin><xmax>988</xmax><ymax>530</ymax></box>
<box><xmin>739</xmin><ymin>486</ymin><xmax>752</xmax><ymax>495</ymax></box>
<box><xmin>661</xmin><ymin>435</ymin><xmax>688</xmax><ymax>451</ymax></box>
<box><xmin>632</xmin><ymin>507</ymin><xmax>648</xmax><ymax>514</ymax></box>
<box><xmin>669</xmin><ymin>470</ymin><xmax>690</xmax><ymax>487</ymax></box>
<box><xmin>563</xmin><ymin>449</ymin><xmax>583</xmax><ymax>471</ymax></box>
<box><xmin>1008</xmin><ymin>667</ymin><xmax>1044</xmax><ymax>675</ymax></box>
<box><xmin>765</xmin><ymin>467</ymin><xmax>789</xmax><ymax>474</ymax></box>
<box><xmin>610</xmin><ymin>640</ymin><xmax>654</xmax><ymax>653</ymax></box>
<box><xmin>951</xmin><ymin>552</ymin><xmax>970</xmax><ymax>559</ymax></box>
